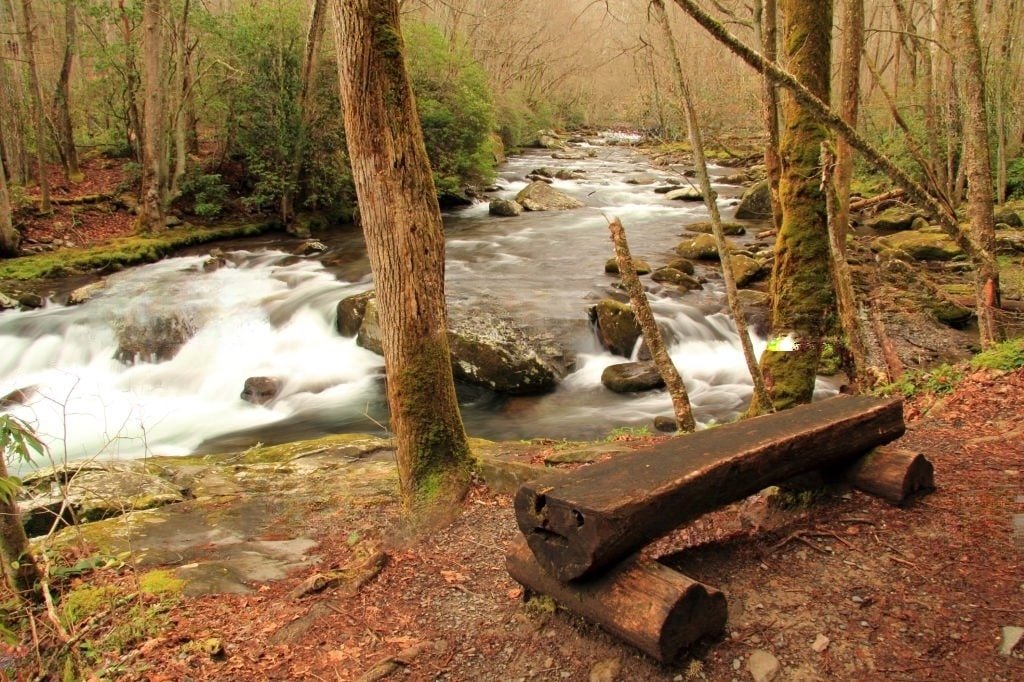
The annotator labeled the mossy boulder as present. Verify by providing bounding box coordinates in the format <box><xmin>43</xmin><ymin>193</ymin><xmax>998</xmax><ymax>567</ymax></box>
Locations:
<box><xmin>664</xmin><ymin>257</ymin><xmax>696</xmax><ymax>275</ymax></box>
<box><xmin>336</xmin><ymin>290</ymin><xmax>375</xmax><ymax>337</ymax></box>
<box><xmin>489</xmin><ymin>199</ymin><xmax>523</xmax><ymax>217</ymax></box>
<box><xmin>447</xmin><ymin>313</ymin><xmax>557</xmax><ymax>395</ymax></box>
<box><xmin>685</xmin><ymin>221</ymin><xmax>746</xmax><ymax>236</ymax></box>
<box><xmin>605</xmin><ymin>257</ymin><xmax>652</xmax><ymax>275</ymax></box>
<box><xmin>995</xmin><ymin>229</ymin><xmax>1024</xmax><ymax>254</ymax></box>
<box><xmin>665</xmin><ymin>186</ymin><xmax>704</xmax><ymax>201</ymax></box>
<box><xmin>873</xmin><ymin>231</ymin><xmax>962</xmax><ymax>261</ymax></box>
<box><xmin>729</xmin><ymin>254</ymin><xmax>763</xmax><ymax>287</ymax></box>
<box><xmin>592</xmin><ymin>299</ymin><xmax>642</xmax><ymax>357</ymax></box>
<box><xmin>675</xmin><ymin>233</ymin><xmax>722</xmax><ymax>260</ymax></box>
<box><xmin>601</xmin><ymin>362</ymin><xmax>665</xmax><ymax>393</ymax></box>
<box><xmin>515</xmin><ymin>181</ymin><xmax>584</xmax><ymax>211</ymax></box>
<box><xmin>863</xmin><ymin>207</ymin><xmax>926</xmax><ymax>232</ymax></box>
<box><xmin>356</xmin><ymin>298</ymin><xmax>384</xmax><ymax>354</ymax></box>
<box><xmin>735</xmin><ymin>179</ymin><xmax>772</xmax><ymax>219</ymax></box>
<box><xmin>19</xmin><ymin>461</ymin><xmax>188</xmax><ymax>537</ymax></box>
<box><xmin>651</xmin><ymin>267</ymin><xmax>702</xmax><ymax>290</ymax></box>
<box><xmin>994</xmin><ymin>208</ymin><xmax>1022</xmax><ymax>228</ymax></box>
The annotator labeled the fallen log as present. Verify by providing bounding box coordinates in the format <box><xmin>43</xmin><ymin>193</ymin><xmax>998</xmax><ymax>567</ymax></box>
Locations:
<box><xmin>506</xmin><ymin>537</ymin><xmax>726</xmax><ymax>662</ymax></box>
<box><xmin>849</xmin><ymin>189</ymin><xmax>906</xmax><ymax>213</ymax></box>
<box><xmin>515</xmin><ymin>395</ymin><xmax>904</xmax><ymax>581</ymax></box>
<box><xmin>843</xmin><ymin>446</ymin><xmax>934</xmax><ymax>505</ymax></box>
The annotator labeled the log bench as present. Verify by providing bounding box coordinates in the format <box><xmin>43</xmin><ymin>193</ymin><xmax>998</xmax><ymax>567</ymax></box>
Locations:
<box><xmin>506</xmin><ymin>395</ymin><xmax>935</xmax><ymax>662</ymax></box>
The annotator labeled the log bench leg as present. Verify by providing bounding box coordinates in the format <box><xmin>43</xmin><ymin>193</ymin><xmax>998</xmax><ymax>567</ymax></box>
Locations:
<box><xmin>506</xmin><ymin>538</ymin><xmax>727</xmax><ymax>663</ymax></box>
<box><xmin>843</xmin><ymin>446</ymin><xmax>935</xmax><ymax>506</ymax></box>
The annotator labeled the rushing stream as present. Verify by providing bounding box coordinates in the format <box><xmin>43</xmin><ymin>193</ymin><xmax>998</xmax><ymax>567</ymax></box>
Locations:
<box><xmin>1</xmin><ymin>137</ymin><xmax>836</xmax><ymax>464</ymax></box>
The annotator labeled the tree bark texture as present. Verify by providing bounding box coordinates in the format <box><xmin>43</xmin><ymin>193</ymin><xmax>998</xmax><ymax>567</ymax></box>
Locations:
<box><xmin>52</xmin><ymin>0</ymin><xmax>79</xmax><ymax>180</ymax></box>
<box><xmin>755</xmin><ymin>0</ymin><xmax>783</xmax><ymax>233</ymax></box>
<box><xmin>0</xmin><ymin>130</ymin><xmax>18</xmax><ymax>256</ymax></box>
<box><xmin>515</xmin><ymin>395</ymin><xmax>905</xmax><ymax>581</ymax></box>
<box><xmin>951</xmin><ymin>0</ymin><xmax>1001</xmax><ymax>346</ymax></box>
<box><xmin>834</xmin><ymin>0</ymin><xmax>863</xmax><ymax>253</ymax></box>
<box><xmin>670</xmin><ymin>0</ymin><xmax>1003</xmax><ymax>358</ymax></box>
<box><xmin>608</xmin><ymin>217</ymin><xmax>695</xmax><ymax>433</ymax></box>
<box><xmin>506</xmin><ymin>537</ymin><xmax>727</xmax><ymax>662</ymax></box>
<box><xmin>331</xmin><ymin>0</ymin><xmax>473</xmax><ymax>518</ymax></box>
<box><xmin>754</xmin><ymin>0</ymin><xmax>834</xmax><ymax>412</ymax></box>
<box><xmin>652</xmin><ymin>0</ymin><xmax>771</xmax><ymax>415</ymax></box>
<box><xmin>138</xmin><ymin>0</ymin><xmax>165</xmax><ymax>232</ymax></box>
<box><xmin>842</xmin><ymin>446</ymin><xmax>935</xmax><ymax>506</ymax></box>
<box><xmin>17</xmin><ymin>0</ymin><xmax>50</xmax><ymax>212</ymax></box>
<box><xmin>0</xmin><ymin>456</ymin><xmax>41</xmax><ymax>599</ymax></box>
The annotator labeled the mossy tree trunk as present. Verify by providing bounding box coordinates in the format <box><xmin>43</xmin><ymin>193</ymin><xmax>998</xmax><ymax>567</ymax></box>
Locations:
<box><xmin>951</xmin><ymin>0</ymin><xmax>1001</xmax><ymax>347</ymax></box>
<box><xmin>0</xmin><ymin>456</ymin><xmax>40</xmax><ymax>599</ymax></box>
<box><xmin>753</xmin><ymin>0</ymin><xmax>834</xmax><ymax>412</ymax></box>
<box><xmin>754</xmin><ymin>0</ymin><xmax>783</xmax><ymax>234</ymax></box>
<box><xmin>331</xmin><ymin>0</ymin><xmax>472</xmax><ymax>520</ymax></box>
<box><xmin>834</xmin><ymin>0</ymin><xmax>863</xmax><ymax>253</ymax></box>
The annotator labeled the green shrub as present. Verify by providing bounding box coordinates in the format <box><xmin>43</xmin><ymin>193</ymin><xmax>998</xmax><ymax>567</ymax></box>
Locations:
<box><xmin>1006</xmin><ymin>157</ymin><xmax>1024</xmax><ymax>200</ymax></box>
<box><xmin>971</xmin><ymin>337</ymin><xmax>1024</xmax><ymax>372</ymax></box>
<box><xmin>179</xmin><ymin>170</ymin><xmax>229</xmax><ymax>218</ymax></box>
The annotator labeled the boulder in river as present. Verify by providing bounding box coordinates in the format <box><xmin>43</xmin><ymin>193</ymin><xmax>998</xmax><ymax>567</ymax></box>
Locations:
<box><xmin>241</xmin><ymin>376</ymin><xmax>282</xmax><ymax>405</ymax></box>
<box><xmin>872</xmin><ymin>231</ymin><xmax>962</xmax><ymax>261</ymax></box>
<box><xmin>115</xmin><ymin>311</ymin><xmax>195</xmax><ymax>364</ymax></box>
<box><xmin>675</xmin><ymin>233</ymin><xmax>722</xmax><ymax>260</ymax></box>
<box><xmin>729</xmin><ymin>254</ymin><xmax>764</xmax><ymax>287</ymax></box>
<box><xmin>489</xmin><ymin>199</ymin><xmax>523</xmax><ymax>217</ymax></box>
<box><xmin>67</xmin><ymin>280</ymin><xmax>107</xmax><ymax>306</ymax></box>
<box><xmin>685</xmin><ymin>220</ymin><xmax>746</xmax><ymax>236</ymax></box>
<box><xmin>293</xmin><ymin>240</ymin><xmax>328</xmax><ymax>256</ymax></box>
<box><xmin>592</xmin><ymin>299</ymin><xmax>641</xmax><ymax>357</ymax></box>
<box><xmin>665</xmin><ymin>186</ymin><xmax>704</xmax><ymax>201</ymax></box>
<box><xmin>664</xmin><ymin>257</ymin><xmax>696</xmax><ymax>275</ymax></box>
<box><xmin>515</xmin><ymin>181</ymin><xmax>584</xmax><ymax>211</ymax></box>
<box><xmin>651</xmin><ymin>267</ymin><xmax>702</xmax><ymax>290</ymax></box>
<box><xmin>604</xmin><ymin>257</ymin><xmax>652</xmax><ymax>275</ymax></box>
<box><xmin>555</xmin><ymin>169</ymin><xmax>586</xmax><ymax>180</ymax></box>
<box><xmin>529</xmin><ymin>167</ymin><xmax>558</xmax><ymax>178</ymax></box>
<box><xmin>601</xmin><ymin>362</ymin><xmax>665</xmax><ymax>393</ymax></box>
<box><xmin>0</xmin><ymin>291</ymin><xmax>18</xmax><ymax>310</ymax></box>
<box><xmin>336</xmin><ymin>290</ymin><xmax>375</xmax><ymax>337</ymax></box>
<box><xmin>625</xmin><ymin>173</ymin><xmax>658</xmax><ymax>185</ymax></box>
<box><xmin>532</xmin><ymin>131</ymin><xmax>566</xmax><ymax>150</ymax></box>
<box><xmin>735</xmin><ymin>179</ymin><xmax>772</xmax><ymax>219</ymax></box>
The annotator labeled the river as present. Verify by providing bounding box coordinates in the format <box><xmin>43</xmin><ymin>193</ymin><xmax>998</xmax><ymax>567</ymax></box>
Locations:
<box><xmin>0</xmin><ymin>136</ymin><xmax>836</xmax><ymax>464</ymax></box>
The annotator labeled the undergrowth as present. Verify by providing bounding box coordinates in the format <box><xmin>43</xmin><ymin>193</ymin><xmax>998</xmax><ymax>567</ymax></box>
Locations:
<box><xmin>876</xmin><ymin>337</ymin><xmax>1024</xmax><ymax>398</ymax></box>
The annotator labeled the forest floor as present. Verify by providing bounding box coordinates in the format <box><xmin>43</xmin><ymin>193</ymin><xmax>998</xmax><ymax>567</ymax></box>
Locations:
<box><xmin>8</xmin><ymin>367</ymin><xmax>1022</xmax><ymax>681</ymax></box>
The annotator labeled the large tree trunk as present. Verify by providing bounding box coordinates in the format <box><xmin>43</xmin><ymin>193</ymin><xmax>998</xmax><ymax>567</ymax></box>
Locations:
<box><xmin>17</xmin><ymin>0</ymin><xmax>50</xmax><ymax>212</ymax></box>
<box><xmin>834</xmin><ymin>0</ymin><xmax>863</xmax><ymax>253</ymax></box>
<box><xmin>138</xmin><ymin>0</ymin><xmax>165</xmax><ymax>232</ymax></box>
<box><xmin>652</xmin><ymin>0</ymin><xmax>770</xmax><ymax>415</ymax></box>
<box><xmin>52</xmin><ymin>0</ymin><xmax>79</xmax><ymax>180</ymax></box>
<box><xmin>0</xmin><ymin>129</ymin><xmax>19</xmax><ymax>256</ymax></box>
<box><xmin>170</xmin><ymin>0</ymin><xmax>193</xmax><ymax>199</ymax></box>
<box><xmin>951</xmin><ymin>0</ymin><xmax>1001</xmax><ymax>346</ymax></box>
<box><xmin>331</xmin><ymin>0</ymin><xmax>473</xmax><ymax>520</ymax></box>
<box><xmin>754</xmin><ymin>0</ymin><xmax>783</xmax><ymax>233</ymax></box>
<box><xmin>754</xmin><ymin>0</ymin><xmax>834</xmax><ymax>412</ymax></box>
<box><xmin>118</xmin><ymin>0</ymin><xmax>143</xmax><ymax>164</ymax></box>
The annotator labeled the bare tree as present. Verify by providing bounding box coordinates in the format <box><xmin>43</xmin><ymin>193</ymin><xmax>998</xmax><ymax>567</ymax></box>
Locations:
<box><xmin>138</xmin><ymin>0</ymin><xmax>166</xmax><ymax>233</ymax></box>
<box><xmin>0</xmin><ymin>129</ymin><xmax>19</xmax><ymax>256</ymax></box>
<box><xmin>834</xmin><ymin>0</ymin><xmax>864</xmax><ymax>252</ymax></box>
<box><xmin>332</xmin><ymin>0</ymin><xmax>473</xmax><ymax>519</ymax></box>
<box><xmin>52</xmin><ymin>0</ymin><xmax>79</xmax><ymax>180</ymax></box>
<box><xmin>16</xmin><ymin>0</ymin><xmax>50</xmax><ymax>212</ymax></box>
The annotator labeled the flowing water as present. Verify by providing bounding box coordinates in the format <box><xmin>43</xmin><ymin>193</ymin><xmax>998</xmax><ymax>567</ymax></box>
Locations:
<box><xmin>1</xmin><ymin>137</ymin><xmax>836</xmax><ymax>465</ymax></box>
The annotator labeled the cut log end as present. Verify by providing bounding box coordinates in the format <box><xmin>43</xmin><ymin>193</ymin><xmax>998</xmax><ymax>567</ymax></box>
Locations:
<box><xmin>845</xmin><ymin>446</ymin><xmax>935</xmax><ymax>506</ymax></box>
<box><xmin>506</xmin><ymin>538</ymin><xmax>726</xmax><ymax>662</ymax></box>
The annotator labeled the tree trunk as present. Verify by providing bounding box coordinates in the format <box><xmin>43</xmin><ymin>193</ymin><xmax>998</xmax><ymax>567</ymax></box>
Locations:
<box><xmin>0</xmin><ymin>130</ymin><xmax>19</xmax><ymax>256</ymax></box>
<box><xmin>119</xmin><ymin>0</ymin><xmax>143</xmax><ymax>164</ymax></box>
<box><xmin>0</xmin><ymin>455</ymin><xmax>41</xmax><ymax>599</ymax></box>
<box><xmin>670</xmin><ymin>0</ymin><xmax>1003</xmax><ymax>353</ymax></box>
<box><xmin>754</xmin><ymin>0</ymin><xmax>834</xmax><ymax>411</ymax></box>
<box><xmin>52</xmin><ymin>0</ymin><xmax>79</xmax><ymax>181</ymax></box>
<box><xmin>17</xmin><ymin>0</ymin><xmax>50</xmax><ymax>212</ymax></box>
<box><xmin>834</xmin><ymin>0</ymin><xmax>863</xmax><ymax>253</ymax></box>
<box><xmin>138</xmin><ymin>0</ymin><xmax>165</xmax><ymax>233</ymax></box>
<box><xmin>170</xmin><ymin>0</ymin><xmax>193</xmax><ymax>199</ymax></box>
<box><xmin>608</xmin><ymin>217</ymin><xmax>696</xmax><ymax>432</ymax></box>
<box><xmin>754</xmin><ymin>0</ymin><xmax>782</xmax><ymax>233</ymax></box>
<box><xmin>331</xmin><ymin>0</ymin><xmax>473</xmax><ymax>520</ymax></box>
<box><xmin>282</xmin><ymin>0</ymin><xmax>328</xmax><ymax>226</ymax></box>
<box><xmin>951</xmin><ymin>0</ymin><xmax>1001</xmax><ymax>347</ymax></box>
<box><xmin>652</xmin><ymin>0</ymin><xmax>771</xmax><ymax>415</ymax></box>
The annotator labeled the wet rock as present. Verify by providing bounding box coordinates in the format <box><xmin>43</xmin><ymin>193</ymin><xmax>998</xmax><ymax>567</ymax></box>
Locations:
<box><xmin>685</xmin><ymin>220</ymin><xmax>746</xmax><ymax>236</ymax></box>
<box><xmin>676</xmin><ymin>233</ymin><xmax>722</xmax><ymax>260</ymax></box>
<box><xmin>735</xmin><ymin>179</ymin><xmax>772</xmax><ymax>219</ymax></box>
<box><xmin>592</xmin><ymin>299</ymin><xmax>641</xmax><ymax>357</ymax></box>
<box><xmin>0</xmin><ymin>291</ymin><xmax>18</xmax><ymax>309</ymax></box>
<box><xmin>19</xmin><ymin>462</ymin><xmax>188</xmax><ymax>537</ymax></box>
<box><xmin>532</xmin><ymin>131</ymin><xmax>565</xmax><ymax>150</ymax></box>
<box><xmin>625</xmin><ymin>173</ymin><xmax>658</xmax><ymax>185</ymax></box>
<box><xmin>67</xmin><ymin>280</ymin><xmax>107</xmax><ymax>306</ymax></box>
<box><xmin>551</xmin><ymin>152</ymin><xmax>586</xmax><ymax>160</ymax></box>
<box><xmin>489</xmin><ymin>199</ymin><xmax>523</xmax><ymax>217</ymax></box>
<box><xmin>665</xmin><ymin>257</ymin><xmax>696</xmax><ymax>275</ymax></box>
<box><xmin>605</xmin><ymin>257</ymin><xmax>652</xmax><ymax>275</ymax></box>
<box><xmin>241</xmin><ymin>377</ymin><xmax>282</xmax><ymax>405</ymax></box>
<box><xmin>666</xmin><ymin>186</ymin><xmax>704</xmax><ymax>201</ymax></box>
<box><xmin>115</xmin><ymin>312</ymin><xmax>195</xmax><ymax>363</ymax></box>
<box><xmin>653</xmin><ymin>183</ymin><xmax>681</xmax><ymax>194</ymax></box>
<box><xmin>873</xmin><ymin>231</ymin><xmax>962</xmax><ymax>261</ymax></box>
<box><xmin>293</xmin><ymin>239</ymin><xmax>328</xmax><ymax>256</ymax></box>
<box><xmin>447</xmin><ymin>312</ymin><xmax>557</xmax><ymax>395</ymax></box>
<box><xmin>863</xmin><ymin>207</ymin><xmax>926</xmax><ymax>232</ymax></box>
<box><xmin>747</xmin><ymin>649</ymin><xmax>781</xmax><ymax>682</ymax></box>
<box><xmin>730</xmin><ymin>254</ymin><xmax>763</xmax><ymax>287</ymax></box>
<box><xmin>438</xmin><ymin>189</ymin><xmax>475</xmax><ymax>208</ymax></box>
<box><xmin>515</xmin><ymin>181</ymin><xmax>584</xmax><ymax>211</ymax></box>
<box><xmin>17</xmin><ymin>292</ymin><xmax>44</xmax><ymax>309</ymax></box>
<box><xmin>719</xmin><ymin>172</ymin><xmax>749</xmax><ymax>185</ymax></box>
<box><xmin>336</xmin><ymin>290</ymin><xmax>375</xmax><ymax>337</ymax></box>
<box><xmin>203</xmin><ymin>248</ymin><xmax>228</xmax><ymax>272</ymax></box>
<box><xmin>651</xmin><ymin>267</ymin><xmax>702</xmax><ymax>290</ymax></box>
<box><xmin>555</xmin><ymin>169</ymin><xmax>586</xmax><ymax>180</ymax></box>
<box><xmin>654</xmin><ymin>415</ymin><xmax>678</xmax><ymax>432</ymax></box>
<box><xmin>356</xmin><ymin>298</ymin><xmax>384</xmax><ymax>354</ymax></box>
<box><xmin>529</xmin><ymin>167</ymin><xmax>558</xmax><ymax>179</ymax></box>
<box><xmin>601</xmin><ymin>362</ymin><xmax>665</xmax><ymax>393</ymax></box>
<box><xmin>524</xmin><ymin>174</ymin><xmax>553</xmax><ymax>184</ymax></box>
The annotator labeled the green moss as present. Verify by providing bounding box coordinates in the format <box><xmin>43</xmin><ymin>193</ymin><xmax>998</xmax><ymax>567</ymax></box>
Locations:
<box><xmin>139</xmin><ymin>569</ymin><xmax>184</xmax><ymax>596</ymax></box>
<box><xmin>971</xmin><ymin>337</ymin><xmax>1024</xmax><ymax>372</ymax></box>
<box><xmin>62</xmin><ymin>585</ymin><xmax>118</xmax><ymax>627</ymax></box>
<box><xmin>0</xmin><ymin>221</ymin><xmax>280</xmax><ymax>283</ymax></box>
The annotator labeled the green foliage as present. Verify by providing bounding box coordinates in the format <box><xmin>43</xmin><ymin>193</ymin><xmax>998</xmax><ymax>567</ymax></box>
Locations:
<box><xmin>605</xmin><ymin>425</ymin><xmax>652</xmax><ymax>441</ymax></box>
<box><xmin>1</xmin><ymin>415</ymin><xmax>44</xmax><ymax>503</ymax></box>
<box><xmin>1006</xmin><ymin>157</ymin><xmax>1024</xmax><ymax>200</ymax></box>
<box><xmin>405</xmin><ymin>22</ymin><xmax>497</xmax><ymax>191</ymax></box>
<box><xmin>876</xmin><ymin>363</ymin><xmax>965</xmax><ymax>398</ymax></box>
<box><xmin>62</xmin><ymin>585</ymin><xmax>117</xmax><ymax>627</ymax></box>
<box><xmin>139</xmin><ymin>569</ymin><xmax>184</xmax><ymax>596</ymax></box>
<box><xmin>179</xmin><ymin>170</ymin><xmax>229</xmax><ymax>218</ymax></box>
<box><xmin>971</xmin><ymin>337</ymin><xmax>1024</xmax><ymax>372</ymax></box>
